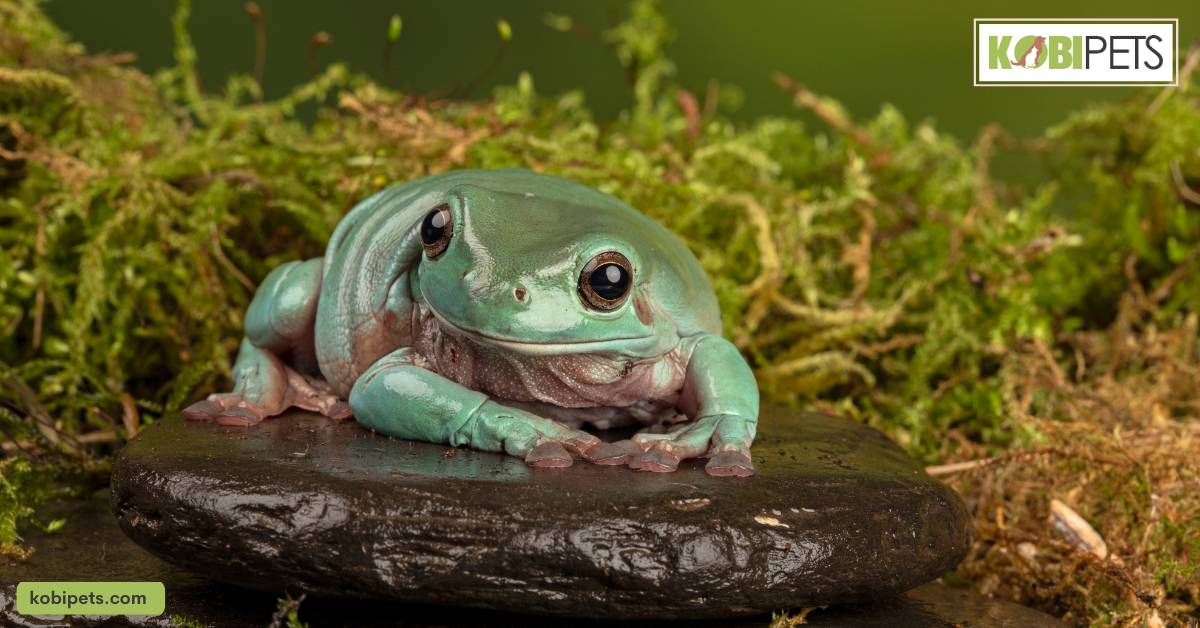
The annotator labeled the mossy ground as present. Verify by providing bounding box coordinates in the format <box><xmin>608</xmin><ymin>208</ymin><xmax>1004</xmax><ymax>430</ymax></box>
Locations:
<box><xmin>1</xmin><ymin>0</ymin><xmax>1197</xmax><ymax>625</ymax></box>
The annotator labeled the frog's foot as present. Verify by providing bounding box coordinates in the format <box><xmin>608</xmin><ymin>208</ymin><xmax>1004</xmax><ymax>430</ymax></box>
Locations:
<box><xmin>514</xmin><ymin>428</ymin><xmax>603</xmax><ymax>469</ymax></box>
<box><xmin>585</xmin><ymin>440</ymin><xmax>643</xmax><ymax>466</ymax></box>
<box><xmin>182</xmin><ymin>394</ymin><xmax>275</xmax><ymax>427</ymax></box>
<box><xmin>480</xmin><ymin>407</ymin><xmax>639</xmax><ymax>469</ymax></box>
<box><xmin>183</xmin><ymin>359</ymin><xmax>350</xmax><ymax>426</ymax></box>
<box><xmin>524</xmin><ymin>438</ymin><xmax>640</xmax><ymax>468</ymax></box>
<box><xmin>285</xmin><ymin>370</ymin><xmax>353</xmax><ymax>420</ymax></box>
<box><xmin>628</xmin><ymin>414</ymin><xmax>756</xmax><ymax>477</ymax></box>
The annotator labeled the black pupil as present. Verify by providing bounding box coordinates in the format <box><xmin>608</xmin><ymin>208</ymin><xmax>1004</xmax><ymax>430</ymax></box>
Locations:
<box><xmin>589</xmin><ymin>263</ymin><xmax>629</xmax><ymax>300</ymax></box>
<box><xmin>421</xmin><ymin>208</ymin><xmax>448</xmax><ymax>246</ymax></box>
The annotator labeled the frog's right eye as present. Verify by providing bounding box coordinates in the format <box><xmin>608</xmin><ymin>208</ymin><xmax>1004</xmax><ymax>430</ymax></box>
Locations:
<box><xmin>420</xmin><ymin>204</ymin><xmax>453</xmax><ymax>259</ymax></box>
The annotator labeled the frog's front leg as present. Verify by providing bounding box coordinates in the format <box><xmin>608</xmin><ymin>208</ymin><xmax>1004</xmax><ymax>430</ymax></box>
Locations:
<box><xmin>629</xmin><ymin>334</ymin><xmax>759</xmax><ymax>477</ymax></box>
<box><xmin>350</xmin><ymin>348</ymin><xmax>638</xmax><ymax>467</ymax></box>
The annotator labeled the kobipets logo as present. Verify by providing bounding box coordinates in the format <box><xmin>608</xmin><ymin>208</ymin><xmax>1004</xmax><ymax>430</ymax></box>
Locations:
<box><xmin>974</xmin><ymin>19</ymin><xmax>1177</xmax><ymax>86</ymax></box>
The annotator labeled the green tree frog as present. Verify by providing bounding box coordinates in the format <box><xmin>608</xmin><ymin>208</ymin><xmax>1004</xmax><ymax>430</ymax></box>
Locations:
<box><xmin>184</xmin><ymin>169</ymin><xmax>759</xmax><ymax>476</ymax></box>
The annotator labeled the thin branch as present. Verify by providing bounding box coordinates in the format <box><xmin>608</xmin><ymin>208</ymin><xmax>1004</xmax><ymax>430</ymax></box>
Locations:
<box><xmin>307</xmin><ymin>32</ymin><xmax>332</xmax><ymax>79</ymax></box>
<box><xmin>676</xmin><ymin>89</ymin><xmax>700</xmax><ymax>140</ymax></box>
<box><xmin>1169</xmin><ymin>160</ymin><xmax>1200</xmax><ymax>205</ymax></box>
<box><xmin>209</xmin><ymin>225</ymin><xmax>255</xmax><ymax>292</ymax></box>
<box><xmin>772</xmin><ymin>72</ymin><xmax>887</xmax><ymax>166</ymax></box>
<box><xmin>1146</xmin><ymin>44</ymin><xmax>1199</xmax><ymax>116</ymax></box>
<box><xmin>455</xmin><ymin>21</ymin><xmax>511</xmax><ymax>98</ymax></box>
<box><xmin>1</xmin><ymin>430</ymin><xmax>117</xmax><ymax>454</ymax></box>
<box><xmin>119</xmin><ymin>393</ymin><xmax>140</xmax><ymax>438</ymax></box>
<box><xmin>245</xmin><ymin>2</ymin><xmax>266</xmax><ymax>91</ymax></box>
<box><xmin>926</xmin><ymin>448</ymin><xmax>1061</xmax><ymax>476</ymax></box>
<box><xmin>383</xmin><ymin>15</ymin><xmax>401</xmax><ymax>87</ymax></box>
<box><xmin>269</xmin><ymin>594</ymin><xmax>306</xmax><ymax>628</ymax></box>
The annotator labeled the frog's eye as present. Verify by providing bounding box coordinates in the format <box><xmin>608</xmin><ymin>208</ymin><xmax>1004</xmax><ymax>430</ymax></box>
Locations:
<box><xmin>420</xmin><ymin>204</ymin><xmax>453</xmax><ymax>259</ymax></box>
<box><xmin>579</xmin><ymin>251</ymin><xmax>633</xmax><ymax>311</ymax></box>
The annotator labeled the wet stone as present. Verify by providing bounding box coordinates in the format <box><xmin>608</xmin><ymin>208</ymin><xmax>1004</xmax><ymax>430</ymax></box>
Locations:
<box><xmin>3</xmin><ymin>497</ymin><xmax>1063</xmax><ymax>628</ymax></box>
<box><xmin>110</xmin><ymin>407</ymin><xmax>973</xmax><ymax>620</ymax></box>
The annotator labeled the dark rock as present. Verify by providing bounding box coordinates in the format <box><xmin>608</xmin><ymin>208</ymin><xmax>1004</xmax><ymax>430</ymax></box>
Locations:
<box><xmin>3</xmin><ymin>497</ymin><xmax>1061</xmax><ymax>627</ymax></box>
<box><xmin>109</xmin><ymin>407</ymin><xmax>971</xmax><ymax>620</ymax></box>
<box><xmin>2</xmin><ymin>497</ymin><xmax>256</xmax><ymax>628</ymax></box>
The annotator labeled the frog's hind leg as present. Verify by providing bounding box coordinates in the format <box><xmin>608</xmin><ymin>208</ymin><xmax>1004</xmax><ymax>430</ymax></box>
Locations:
<box><xmin>183</xmin><ymin>258</ymin><xmax>348</xmax><ymax>426</ymax></box>
<box><xmin>183</xmin><ymin>339</ymin><xmax>351</xmax><ymax>426</ymax></box>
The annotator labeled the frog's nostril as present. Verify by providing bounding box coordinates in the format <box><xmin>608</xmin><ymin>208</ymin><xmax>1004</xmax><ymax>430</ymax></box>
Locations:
<box><xmin>513</xmin><ymin>287</ymin><xmax>527</xmax><ymax>303</ymax></box>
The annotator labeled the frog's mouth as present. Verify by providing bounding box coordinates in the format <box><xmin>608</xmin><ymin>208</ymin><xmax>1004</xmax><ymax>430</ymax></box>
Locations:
<box><xmin>424</xmin><ymin>305</ymin><xmax>662</xmax><ymax>356</ymax></box>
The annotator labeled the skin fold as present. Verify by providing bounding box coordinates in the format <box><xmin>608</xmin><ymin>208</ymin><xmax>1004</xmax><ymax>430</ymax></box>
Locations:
<box><xmin>184</xmin><ymin>169</ymin><xmax>760</xmax><ymax>477</ymax></box>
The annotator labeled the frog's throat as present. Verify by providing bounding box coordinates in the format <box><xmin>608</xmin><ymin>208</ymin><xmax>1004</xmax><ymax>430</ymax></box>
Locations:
<box><xmin>422</xmin><ymin>304</ymin><xmax>664</xmax><ymax>357</ymax></box>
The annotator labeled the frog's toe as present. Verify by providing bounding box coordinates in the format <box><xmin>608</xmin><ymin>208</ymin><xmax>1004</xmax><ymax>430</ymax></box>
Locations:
<box><xmin>525</xmin><ymin>441</ymin><xmax>574</xmax><ymax>468</ymax></box>
<box><xmin>215</xmin><ymin>406</ymin><xmax>264</xmax><ymax>427</ymax></box>
<box><xmin>705</xmin><ymin>450</ymin><xmax>755</xmax><ymax>477</ymax></box>
<box><xmin>181</xmin><ymin>399</ymin><xmax>223</xmax><ymax>421</ymax></box>
<box><xmin>629</xmin><ymin>447</ymin><xmax>681</xmax><ymax>473</ymax></box>
<box><xmin>584</xmin><ymin>440</ymin><xmax>641</xmax><ymax>465</ymax></box>
<box><xmin>326</xmin><ymin>400</ymin><xmax>353</xmax><ymax>420</ymax></box>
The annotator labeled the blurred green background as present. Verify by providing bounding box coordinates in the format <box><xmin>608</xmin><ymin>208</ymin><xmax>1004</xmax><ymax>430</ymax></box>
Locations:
<box><xmin>43</xmin><ymin>0</ymin><xmax>1199</xmax><ymax>142</ymax></box>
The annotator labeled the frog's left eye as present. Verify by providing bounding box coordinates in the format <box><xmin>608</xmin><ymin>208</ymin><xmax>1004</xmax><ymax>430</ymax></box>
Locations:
<box><xmin>420</xmin><ymin>204</ymin><xmax>453</xmax><ymax>259</ymax></box>
<box><xmin>579</xmin><ymin>252</ymin><xmax>633</xmax><ymax>311</ymax></box>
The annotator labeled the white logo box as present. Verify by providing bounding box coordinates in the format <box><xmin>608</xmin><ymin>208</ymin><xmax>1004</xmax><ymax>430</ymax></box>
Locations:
<box><xmin>974</xmin><ymin>19</ymin><xmax>1178</xmax><ymax>86</ymax></box>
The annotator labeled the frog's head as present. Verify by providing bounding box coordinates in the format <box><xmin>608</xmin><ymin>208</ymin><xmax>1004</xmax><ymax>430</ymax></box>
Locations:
<box><xmin>411</xmin><ymin>175</ymin><xmax>715</xmax><ymax>356</ymax></box>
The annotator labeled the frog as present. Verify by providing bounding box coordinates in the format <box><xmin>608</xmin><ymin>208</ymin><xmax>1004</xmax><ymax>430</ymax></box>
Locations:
<box><xmin>183</xmin><ymin>169</ymin><xmax>759</xmax><ymax>477</ymax></box>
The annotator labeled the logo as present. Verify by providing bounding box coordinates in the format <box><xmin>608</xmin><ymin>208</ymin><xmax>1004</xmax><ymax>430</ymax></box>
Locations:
<box><xmin>16</xmin><ymin>582</ymin><xmax>165</xmax><ymax>617</ymax></box>
<box><xmin>974</xmin><ymin>19</ymin><xmax>1177</xmax><ymax>86</ymax></box>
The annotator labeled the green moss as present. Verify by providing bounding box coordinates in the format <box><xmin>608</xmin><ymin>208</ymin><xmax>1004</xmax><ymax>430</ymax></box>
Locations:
<box><xmin>170</xmin><ymin>615</ymin><xmax>208</xmax><ymax>628</ymax></box>
<box><xmin>272</xmin><ymin>595</ymin><xmax>308</xmax><ymax>628</ymax></box>
<box><xmin>0</xmin><ymin>0</ymin><xmax>1197</xmax><ymax>623</ymax></box>
<box><xmin>0</xmin><ymin>457</ymin><xmax>89</xmax><ymax>558</ymax></box>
